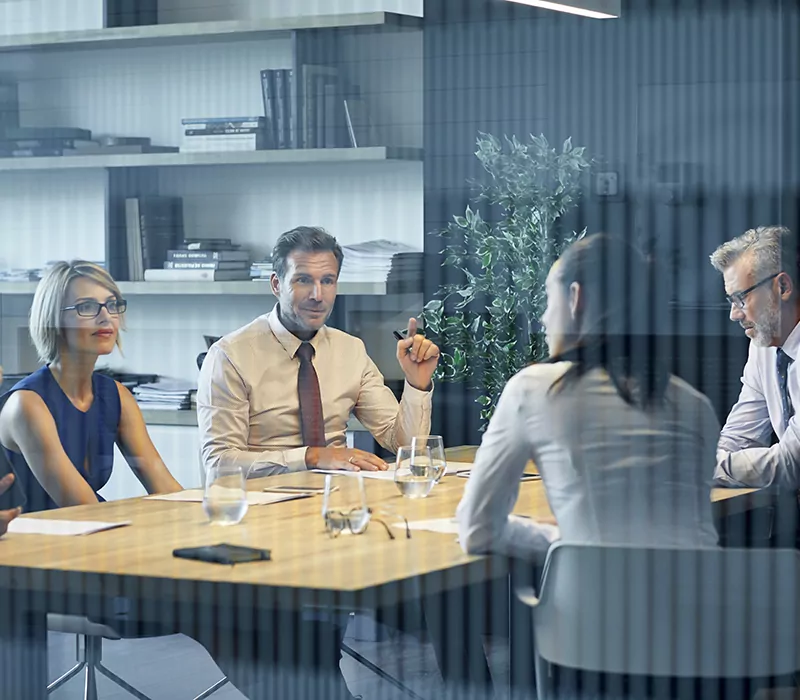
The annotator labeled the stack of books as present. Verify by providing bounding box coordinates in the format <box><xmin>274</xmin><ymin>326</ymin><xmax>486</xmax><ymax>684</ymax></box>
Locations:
<box><xmin>0</xmin><ymin>127</ymin><xmax>176</xmax><ymax>157</ymax></box>
<box><xmin>145</xmin><ymin>239</ymin><xmax>252</xmax><ymax>282</ymax></box>
<box><xmin>339</xmin><ymin>240</ymin><xmax>422</xmax><ymax>286</ymax></box>
<box><xmin>180</xmin><ymin>117</ymin><xmax>270</xmax><ymax>153</ymax></box>
<box><xmin>249</xmin><ymin>259</ymin><xmax>273</xmax><ymax>281</ymax></box>
<box><xmin>133</xmin><ymin>378</ymin><xmax>197</xmax><ymax>411</ymax></box>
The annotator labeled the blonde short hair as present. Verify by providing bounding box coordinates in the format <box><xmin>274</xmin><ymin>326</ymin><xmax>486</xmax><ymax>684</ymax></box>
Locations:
<box><xmin>30</xmin><ymin>261</ymin><xmax>124</xmax><ymax>364</ymax></box>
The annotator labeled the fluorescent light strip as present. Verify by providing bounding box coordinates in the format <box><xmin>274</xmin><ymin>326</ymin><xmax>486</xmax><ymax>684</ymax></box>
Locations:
<box><xmin>504</xmin><ymin>0</ymin><xmax>620</xmax><ymax>19</ymax></box>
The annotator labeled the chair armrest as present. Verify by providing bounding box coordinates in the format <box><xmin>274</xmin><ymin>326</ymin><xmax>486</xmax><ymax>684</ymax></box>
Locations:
<box><xmin>514</xmin><ymin>585</ymin><xmax>540</xmax><ymax>608</ymax></box>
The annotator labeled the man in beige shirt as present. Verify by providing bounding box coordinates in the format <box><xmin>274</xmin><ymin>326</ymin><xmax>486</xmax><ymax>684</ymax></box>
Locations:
<box><xmin>197</xmin><ymin>226</ymin><xmax>439</xmax><ymax>477</ymax></box>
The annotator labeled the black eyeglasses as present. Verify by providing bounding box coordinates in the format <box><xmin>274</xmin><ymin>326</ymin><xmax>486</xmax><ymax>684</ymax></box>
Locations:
<box><xmin>726</xmin><ymin>273</ymin><xmax>781</xmax><ymax>310</ymax></box>
<box><xmin>61</xmin><ymin>299</ymin><xmax>128</xmax><ymax>318</ymax></box>
<box><xmin>324</xmin><ymin>507</ymin><xmax>411</xmax><ymax>540</ymax></box>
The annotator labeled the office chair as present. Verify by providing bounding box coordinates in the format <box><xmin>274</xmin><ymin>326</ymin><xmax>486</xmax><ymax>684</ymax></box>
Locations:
<box><xmin>519</xmin><ymin>542</ymin><xmax>800</xmax><ymax>700</ymax></box>
<box><xmin>46</xmin><ymin>614</ymin><xmax>229</xmax><ymax>700</ymax></box>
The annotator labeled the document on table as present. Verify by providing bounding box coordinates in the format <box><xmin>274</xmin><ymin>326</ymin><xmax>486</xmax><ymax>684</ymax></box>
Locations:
<box><xmin>312</xmin><ymin>464</ymin><xmax>459</xmax><ymax>481</ymax></box>
<box><xmin>8</xmin><ymin>519</ymin><xmax>132</xmax><ymax>536</ymax></box>
<box><xmin>145</xmin><ymin>489</ymin><xmax>308</xmax><ymax>506</ymax></box>
<box><xmin>393</xmin><ymin>518</ymin><xmax>461</xmax><ymax>535</ymax></box>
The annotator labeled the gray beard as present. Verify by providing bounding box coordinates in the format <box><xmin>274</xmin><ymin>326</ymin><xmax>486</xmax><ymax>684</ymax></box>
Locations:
<box><xmin>751</xmin><ymin>300</ymin><xmax>781</xmax><ymax>346</ymax></box>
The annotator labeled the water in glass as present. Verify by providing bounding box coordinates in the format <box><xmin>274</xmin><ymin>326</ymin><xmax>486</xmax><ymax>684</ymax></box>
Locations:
<box><xmin>394</xmin><ymin>446</ymin><xmax>436</xmax><ymax>498</ymax></box>
<box><xmin>203</xmin><ymin>464</ymin><xmax>248</xmax><ymax>525</ymax></box>
<box><xmin>410</xmin><ymin>435</ymin><xmax>447</xmax><ymax>482</ymax></box>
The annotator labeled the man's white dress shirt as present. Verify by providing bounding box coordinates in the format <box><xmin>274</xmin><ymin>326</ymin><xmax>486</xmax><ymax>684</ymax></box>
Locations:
<box><xmin>457</xmin><ymin>363</ymin><xmax>720</xmax><ymax>560</ymax></box>
<box><xmin>716</xmin><ymin>321</ymin><xmax>800</xmax><ymax>488</ymax></box>
<box><xmin>197</xmin><ymin>308</ymin><xmax>432</xmax><ymax>476</ymax></box>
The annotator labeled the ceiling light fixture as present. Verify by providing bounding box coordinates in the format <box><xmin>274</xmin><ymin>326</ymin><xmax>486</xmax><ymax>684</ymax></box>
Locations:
<box><xmin>503</xmin><ymin>0</ymin><xmax>621</xmax><ymax>19</ymax></box>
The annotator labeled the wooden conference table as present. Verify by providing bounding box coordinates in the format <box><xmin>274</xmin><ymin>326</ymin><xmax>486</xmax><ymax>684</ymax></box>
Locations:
<box><xmin>0</xmin><ymin>450</ymin><xmax>768</xmax><ymax>698</ymax></box>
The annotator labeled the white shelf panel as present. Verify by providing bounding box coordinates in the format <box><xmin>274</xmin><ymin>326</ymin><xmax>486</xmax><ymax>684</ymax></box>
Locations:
<box><xmin>0</xmin><ymin>280</ymin><xmax>395</xmax><ymax>296</ymax></box>
<box><xmin>0</xmin><ymin>147</ymin><xmax>423</xmax><ymax>172</ymax></box>
<box><xmin>0</xmin><ymin>12</ymin><xmax>420</xmax><ymax>52</ymax></box>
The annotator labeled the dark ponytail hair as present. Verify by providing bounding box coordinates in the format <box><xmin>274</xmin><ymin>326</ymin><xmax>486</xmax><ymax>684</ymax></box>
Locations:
<box><xmin>547</xmin><ymin>233</ymin><xmax>669</xmax><ymax>408</ymax></box>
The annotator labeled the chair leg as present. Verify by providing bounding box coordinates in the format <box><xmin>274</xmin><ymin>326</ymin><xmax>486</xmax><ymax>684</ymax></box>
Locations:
<box><xmin>192</xmin><ymin>677</ymin><xmax>230</xmax><ymax>700</ymax></box>
<box><xmin>534</xmin><ymin>654</ymin><xmax>552</xmax><ymax>700</ymax></box>
<box><xmin>341</xmin><ymin>642</ymin><xmax>426</xmax><ymax>700</ymax></box>
<box><xmin>84</xmin><ymin>663</ymin><xmax>99</xmax><ymax>700</ymax></box>
<box><xmin>47</xmin><ymin>662</ymin><xmax>86</xmax><ymax>693</ymax></box>
<box><xmin>96</xmin><ymin>663</ymin><xmax>155</xmax><ymax>700</ymax></box>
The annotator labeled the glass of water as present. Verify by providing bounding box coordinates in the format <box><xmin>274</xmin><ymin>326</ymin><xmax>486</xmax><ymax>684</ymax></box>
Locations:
<box><xmin>394</xmin><ymin>446</ymin><xmax>437</xmax><ymax>499</ymax></box>
<box><xmin>410</xmin><ymin>435</ymin><xmax>447</xmax><ymax>483</ymax></box>
<box><xmin>203</xmin><ymin>463</ymin><xmax>248</xmax><ymax>526</ymax></box>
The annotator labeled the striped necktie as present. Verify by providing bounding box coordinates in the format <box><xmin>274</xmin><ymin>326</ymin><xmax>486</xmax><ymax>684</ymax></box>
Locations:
<box><xmin>776</xmin><ymin>347</ymin><xmax>795</xmax><ymax>431</ymax></box>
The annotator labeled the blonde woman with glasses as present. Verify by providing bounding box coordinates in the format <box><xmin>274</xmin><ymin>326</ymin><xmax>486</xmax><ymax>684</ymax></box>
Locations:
<box><xmin>0</xmin><ymin>260</ymin><xmax>181</xmax><ymax>512</ymax></box>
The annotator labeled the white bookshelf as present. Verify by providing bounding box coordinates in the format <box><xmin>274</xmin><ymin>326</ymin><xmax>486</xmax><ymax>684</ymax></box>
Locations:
<box><xmin>0</xmin><ymin>13</ymin><xmax>420</xmax><ymax>52</ymax></box>
<box><xmin>0</xmin><ymin>280</ymin><xmax>396</xmax><ymax>296</ymax></box>
<box><xmin>0</xmin><ymin>0</ymin><xmax>425</xmax><ymax>397</ymax></box>
<box><xmin>0</xmin><ymin>147</ymin><xmax>423</xmax><ymax>172</ymax></box>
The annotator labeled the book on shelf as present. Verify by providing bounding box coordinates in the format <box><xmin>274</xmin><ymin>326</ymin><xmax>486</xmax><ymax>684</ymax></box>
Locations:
<box><xmin>181</xmin><ymin>117</ymin><xmax>265</xmax><ymax>130</ymax></box>
<box><xmin>180</xmin><ymin>237</ymin><xmax>241</xmax><ymax>251</ymax></box>
<box><xmin>125</xmin><ymin>197</ymin><xmax>184</xmax><ymax>281</ymax></box>
<box><xmin>64</xmin><ymin>145</ymin><xmax>178</xmax><ymax>156</ymax></box>
<box><xmin>343</xmin><ymin>98</ymin><xmax>380</xmax><ymax>148</ymax></box>
<box><xmin>0</xmin><ymin>138</ymin><xmax>97</xmax><ymax>150</ymax></box>
<box><xmin>0</xmin><ymin>83</ymin><xmax>19</xmax><ymax>134</ymax></box>
<box><xmin>164</xmin><ymin>261</ymin><xmax>249</xmax><ymax>271</ymax></box>
<box><xmin>168</xmin><ymin>249</ymin><xmax>250</xmax><ymax>262</ymax></box>
<box><xmin>2</xmin><ymin>127</ymin><xmax>92</xmax><ymax>141</ymax></box>
<box><xmin>143</xmin><ymin>268</ymin><xmax>251</xmax><ymax>282</ymax></box>
<box><xmin>261</xmin><ymin>65</ymin><xmax>359</xmax><ymax>150</ymax></box>
<box><xmin>0</xmin><ymin>147</ymin><xmax>63</xmax><ymax>158</ymax></box>
<box><xmin>180</xmin><ymin>133</ymin><xmax>270</xmax><ymax>152</ymax></box>
<box><xmin>106</xmin><ymin>0</ymin><xmax>158</xmax><ymax>27</ymax></box>
<box><xmin>180</xmin><ymin>117</ymin><xmax>270</xmax><ymax>152</ymax></box>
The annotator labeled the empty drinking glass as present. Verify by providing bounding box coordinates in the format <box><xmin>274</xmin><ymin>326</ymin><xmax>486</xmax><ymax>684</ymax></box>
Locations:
<box><xmin>394</xmin><ymin>446</ymin><xmax>437</xmax><ymax>499</ymax></box>
<box><xmin>410</xmin><ymin>435</ymin><xmax>447</xmax><ymax>483</ymax></box>
<box><xmin>322</xmin><ymin>473</ymin><xmax>371</xmax><ymax>536</ymax></box>
<box><xmin>203</xmin><ymin>463</ymin><xmax>248</xmax><ymax>525</ymax></box>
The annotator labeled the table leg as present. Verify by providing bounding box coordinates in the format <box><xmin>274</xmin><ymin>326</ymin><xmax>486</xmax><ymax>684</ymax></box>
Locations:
<box><xmin>0</xmin><ymin>591</ymin><xmax>47</xmax><ymax>699</ymax></box>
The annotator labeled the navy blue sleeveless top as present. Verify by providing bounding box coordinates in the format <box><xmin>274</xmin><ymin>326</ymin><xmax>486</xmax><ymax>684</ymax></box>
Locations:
<box><xmin>2</xmin><ymin>366</ymin><xmax>121</xmax><ymax>513</ymax></box>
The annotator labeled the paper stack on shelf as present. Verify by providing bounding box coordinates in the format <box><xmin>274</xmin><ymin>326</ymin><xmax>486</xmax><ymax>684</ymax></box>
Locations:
<box><xmin>133</xmin><ymin>378</ymin><xmax>196</xmax><ymax>411</ymax></box>
<box><xmin>339</xmin><ymin>240</ymin><xmax>423</xmax><ymax>288</ymax></box>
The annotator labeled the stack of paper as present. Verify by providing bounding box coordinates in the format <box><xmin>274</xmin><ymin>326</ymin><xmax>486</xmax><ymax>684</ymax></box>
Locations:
<box><xmin>133</xmin><ymin>378</ymin><xmax>196</xmax><ymax>411</ymax></box>
<box><xmin>339</xmin><ymin>240</ymin><xmax>423</xmax><ymax>287</ymax></box>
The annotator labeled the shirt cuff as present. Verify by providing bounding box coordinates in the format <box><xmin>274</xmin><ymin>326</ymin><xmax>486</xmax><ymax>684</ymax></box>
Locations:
<box><xmin>403</xmin><ymin>379</ymin><xmax>434</xmax><ymax>400</ymax></box>
<box><xmin>285</xmin><ymin>447</ymin><xmax>309</xmax><ymax>472</ymax></box>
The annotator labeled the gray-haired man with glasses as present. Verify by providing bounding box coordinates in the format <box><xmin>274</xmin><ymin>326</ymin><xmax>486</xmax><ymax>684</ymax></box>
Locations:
<box><xmin>710</xmin><ymin>225</ymin><xmax>800</xmax><ymax>488</ymax></box>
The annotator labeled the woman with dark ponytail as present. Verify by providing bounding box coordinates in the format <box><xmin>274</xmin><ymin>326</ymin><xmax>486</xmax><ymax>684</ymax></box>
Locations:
<box><xmin>457</xmin><ymin>233</ymin><xmax>719</xmax><ymax>559</ymax></box>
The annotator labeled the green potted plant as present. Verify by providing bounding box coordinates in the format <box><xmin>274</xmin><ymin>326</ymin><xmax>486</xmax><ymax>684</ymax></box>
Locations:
<box><xmin>421</xmin><ymin>132</ymin><xmax>591</xmax><ymax>428</ymax></box>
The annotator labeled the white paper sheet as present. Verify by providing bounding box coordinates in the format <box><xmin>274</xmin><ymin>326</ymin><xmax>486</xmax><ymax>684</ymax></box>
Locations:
<box><xmin>312</xmin><ymin>464</ymin><xmax>458</xmax><ymax>481</ymax></box>
<box><xmin>145</xmin><ymin>489</ymin><xmax>306</xmax><ymax>506</ymax></box>
<box><xmin>394</xmin><ymin>518</ymin><xmax>460</xmax><ymax>535</ymax></box>
<box><xmin>8</xmin><ymin>519</ymin><xmax>132</xmax><ymax>536</ymax></box>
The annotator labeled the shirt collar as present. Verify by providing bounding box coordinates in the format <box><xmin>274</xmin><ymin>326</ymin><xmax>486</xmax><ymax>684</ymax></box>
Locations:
<box><xmin>779</xmin><ymin>319</ymin><xmax>800</xmax><ymax>362</ymax></box>
<box><xmin>267</xmin><ymin>305</ymin><xmax>326</xmax><ymax>359</ymax></box>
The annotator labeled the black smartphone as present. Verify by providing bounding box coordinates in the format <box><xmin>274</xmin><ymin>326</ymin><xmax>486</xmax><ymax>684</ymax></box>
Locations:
<box><xmin>173</xmin><ymin>543</ymin><xmax>271</xmax><ymax>566</ymax></box>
